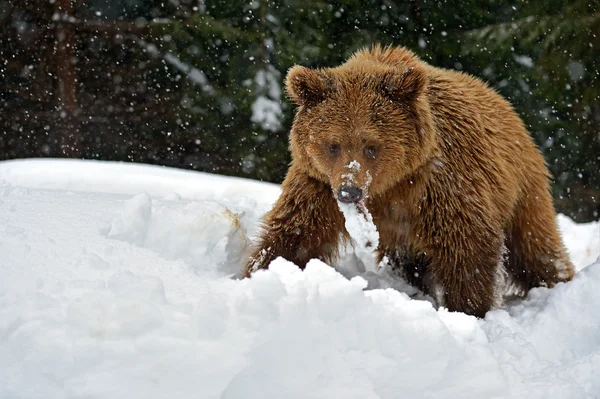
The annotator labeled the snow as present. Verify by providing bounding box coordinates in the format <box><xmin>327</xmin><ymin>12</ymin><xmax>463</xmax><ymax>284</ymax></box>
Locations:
<box><xmin>337</xmin><ymin>201</ymin><xmax>380</xmax><ymax>274</ymax></box>
<box><xmin>513</xmin><ymin>54</ymin><xmax>534</xmax><ymax>68</ymax></box>
<box><xmin>557</xmin><ymin>213</ymin><xmax>600</xmax><ymax>271</ymax></box>
<box><xmin>336</xmin><ymin>160</ymin><xmax>381</xmax><ymax>275</ymax></box>
<box><xmin>1</xmin><ymin>159</ymin><xmax>599</xmax><ymax>399</ymax></box>
<box><xmin>251</xmin><ymin>65</ymin><xmax>283</xmax><ymax>132</ymax></box>
<box><xmin>0</xmin><ymin>158</ymin><xmax>279</xmax><ymax>206</ymax></box>
<box><xmin>138</xmin><ymin>39</ymin><xmax>214</xmax><ymax>93</ymax></box>
<box><xmin>251</xmin><ymin>96</ymin><xmax>282</xmax><ymax>132</ymax></box>
<box><xmin>347</xmin><ymin>160</ymin><xmax>361</xmax><ymax>171</ymax></box>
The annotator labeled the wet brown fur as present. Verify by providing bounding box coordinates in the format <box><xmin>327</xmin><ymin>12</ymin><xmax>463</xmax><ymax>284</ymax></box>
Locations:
<box><xmin>245</xmin><ymin>45</ymin><xmax>574</xmax><ymax>317</ymax></box>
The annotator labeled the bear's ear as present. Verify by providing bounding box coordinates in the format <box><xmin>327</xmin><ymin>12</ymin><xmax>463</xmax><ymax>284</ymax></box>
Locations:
<box><xmin>378</xmin><ymin>66</ymin><xmax>428</xmax><ymax>104</ymax></box>
<box><xmin>286</xmin><ymin>66</ymin><xmax>332</xmax><ymax>107</ymax></box>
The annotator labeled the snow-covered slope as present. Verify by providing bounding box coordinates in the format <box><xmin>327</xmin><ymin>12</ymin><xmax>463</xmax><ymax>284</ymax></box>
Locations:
<box><xmin>1</xmin><ymin>159</ymin><xmax>599</xmax><ymax>399</ymax></box>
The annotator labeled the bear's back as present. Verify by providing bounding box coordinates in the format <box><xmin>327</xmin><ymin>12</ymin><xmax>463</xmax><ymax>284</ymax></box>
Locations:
<box><xmin>347</xmin><ymin>46</ymin><xmax>547</xmax><ymax>216</ymax></box>
<box><xmin>349</xmin><ymin>46</ymin><xmax>531</xmax><ymax>146</ymax></box>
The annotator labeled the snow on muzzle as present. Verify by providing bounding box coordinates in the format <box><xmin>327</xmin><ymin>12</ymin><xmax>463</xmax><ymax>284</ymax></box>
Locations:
<box><xmin>336</xmin><ymin>160</ymin><xmax>366</xmax><ymax>203</ymax></box>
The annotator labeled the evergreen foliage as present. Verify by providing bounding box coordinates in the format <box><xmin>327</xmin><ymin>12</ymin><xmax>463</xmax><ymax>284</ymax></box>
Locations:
<box><xmin>0</xmin><ymin>0</ymin><xmax>597</xmax><ymax>221</ymax></box>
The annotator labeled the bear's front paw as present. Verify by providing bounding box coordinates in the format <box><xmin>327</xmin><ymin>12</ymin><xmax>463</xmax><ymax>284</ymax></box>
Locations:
<box><xmin>245</xmin><ymin>247</ymin><xmax>272</xmax><ymax>277</ymax></box>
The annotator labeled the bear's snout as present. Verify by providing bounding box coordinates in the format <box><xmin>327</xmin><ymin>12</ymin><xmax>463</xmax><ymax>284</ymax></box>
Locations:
<box><xmin>338</xmin><ymin>185</ymin><xmax>363</xmax><ymax>203</ymax></box>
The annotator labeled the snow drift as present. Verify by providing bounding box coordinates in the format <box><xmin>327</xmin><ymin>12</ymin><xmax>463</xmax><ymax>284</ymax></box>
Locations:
<box><xmin>0</xmin><ymin>159</ymin><xmax>598</xmax><ymax>399</ymax></box>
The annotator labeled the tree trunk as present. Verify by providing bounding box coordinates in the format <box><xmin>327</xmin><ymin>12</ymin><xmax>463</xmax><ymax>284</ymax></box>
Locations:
<box><xmin>55</xmin><ymin>0</ymin><xmax>80</xmax><ymax>157</ymax></box>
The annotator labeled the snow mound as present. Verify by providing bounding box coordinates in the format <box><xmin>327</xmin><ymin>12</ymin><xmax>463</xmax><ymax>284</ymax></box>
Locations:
<box><xmin>483</xmin><ymin>263</ymin><xmax>600</xmax><ymax>398</ymax></box>
<box><xmin>107</xmin><ymin>193</ymin><xmax>249</xmax><ymax>276</ymax></box>
<box><xmin>224</xmin><ymin>259</ymin><xmax>507</xmax><ymax>399</ymax></box>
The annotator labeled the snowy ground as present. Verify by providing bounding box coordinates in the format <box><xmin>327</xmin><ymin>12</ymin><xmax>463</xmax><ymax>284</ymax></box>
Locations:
<box><xmin>1</xmin><ymin>159</ymin><xmax>599</xmax><ymax>399</ymax></box>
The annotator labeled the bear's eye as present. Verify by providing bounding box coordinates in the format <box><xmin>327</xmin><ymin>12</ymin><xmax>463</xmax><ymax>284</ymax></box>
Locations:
<box><xmin>328</xmin><ymin>144</ymin><xmax>340</xmax><ymax>155</ymax></box>
<box><xmin>365</xmin><ymin>146</ymin><xmax>377</xmax><ymax>158</ymax></box>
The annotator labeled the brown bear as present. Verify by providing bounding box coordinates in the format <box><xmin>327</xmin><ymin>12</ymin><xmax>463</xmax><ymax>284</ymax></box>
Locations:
<box><xmin>245</xmin><ymin>45</ymin><xmax>574</xmax><ymax>317</ymax></box>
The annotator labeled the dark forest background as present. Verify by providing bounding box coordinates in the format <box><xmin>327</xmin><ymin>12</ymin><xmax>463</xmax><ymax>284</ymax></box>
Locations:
<box><xmin>1</xmin><ymin>0</ymin><xmax>598</xmax><ymax>221</ymax></box>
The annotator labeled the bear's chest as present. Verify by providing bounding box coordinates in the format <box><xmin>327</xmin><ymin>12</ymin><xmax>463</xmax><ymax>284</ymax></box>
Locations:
<box><xmin>371</xmin><ymin>200</ymin><xmax>415</xmax><ymax>248</ymax></box>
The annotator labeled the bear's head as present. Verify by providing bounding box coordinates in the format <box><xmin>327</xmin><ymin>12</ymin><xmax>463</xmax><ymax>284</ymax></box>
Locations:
<box><xmin>285</xmin><ymin>55</ymin><xmax>437</xmax><ymax>204</ymax></box>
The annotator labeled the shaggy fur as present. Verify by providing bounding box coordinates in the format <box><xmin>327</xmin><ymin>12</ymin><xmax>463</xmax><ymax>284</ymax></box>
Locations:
<box><xmin>245</xmin><ymin>45</ymin><xmax>574</xmax><ymax>317</ymax></box>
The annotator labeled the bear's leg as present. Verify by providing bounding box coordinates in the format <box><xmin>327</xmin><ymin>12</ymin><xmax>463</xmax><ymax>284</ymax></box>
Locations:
<box><xmin>245</xmin><ymin>166</ymin><xmax>346</xmax><ymax>277</ymax></box>
<box><xmin>385</xmin><ymin>249</ymin><xmax>431</xmax><ymax>294</ymax></box>
<box><xmin>423</xmin><ymin>206</ymin><xmax>505</xmax><ymax>318</ymax></box>
<box><xmin>432</xmin><ymin>233</ymin><xmax>504</xmax><ymax>318</ymax></box>
<box><xmin>506</xmin><ymin>181</ymin><xmax>575</xmax><ymax>289</ymax></box>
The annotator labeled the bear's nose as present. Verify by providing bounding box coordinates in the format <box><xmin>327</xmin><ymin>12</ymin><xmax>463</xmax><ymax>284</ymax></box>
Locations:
<box><xmin>338</xmin><ymin>185</ymin><xmax>363</xmax><ymax>203</ymax></box>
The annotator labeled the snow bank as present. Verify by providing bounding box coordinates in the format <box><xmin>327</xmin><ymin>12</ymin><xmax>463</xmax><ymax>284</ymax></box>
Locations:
<box><xmin>558</xmin><ymin>213</ymin><xmax>600</xmax><ymax>271</ymax></box>
<box><xmin>0</xmin><ymin>158</ymin><xmax>280</xmax><ymax>207</ymax></box>
<box><xmin>0</xmin><ymin>159</ymin><xmax>599</xmax><ymax>399</ymax></box>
